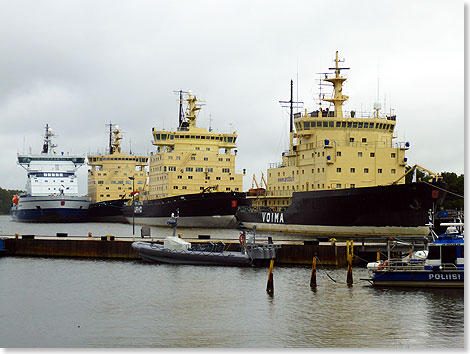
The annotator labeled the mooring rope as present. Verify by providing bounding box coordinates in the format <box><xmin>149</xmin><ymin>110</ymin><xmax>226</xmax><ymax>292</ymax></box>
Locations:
<box><xmin>316</xmin><ymin>257</ymin><xmax>337</xmax><ymax>283</ymax></box>
<box><xmin>422</xmin><ymin>179</ymin><xmax>464</xmax><ymax>199</ymax></box>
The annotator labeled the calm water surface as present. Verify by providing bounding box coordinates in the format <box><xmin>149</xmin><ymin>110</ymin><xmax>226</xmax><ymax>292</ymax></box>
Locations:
<box><xmin>0</xmin><ymin>216</ymin><xmax>465</xmax><ymax>348</ymax></box>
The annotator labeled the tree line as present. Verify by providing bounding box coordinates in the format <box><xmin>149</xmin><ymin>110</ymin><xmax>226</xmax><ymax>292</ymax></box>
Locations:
<box><xmin>405</xmin><ymin>168</ymin><xmax>464</xmax><ymax>210</ymax></box>
<box><xmin>0</xmin><ymin>187</ymin><xmax>23</xmax><ymax>215</ymax></box>
<box><xmin>0</xmin><ymin>170</ymin><xmax>464</xmax><ymax>214</ymax></box>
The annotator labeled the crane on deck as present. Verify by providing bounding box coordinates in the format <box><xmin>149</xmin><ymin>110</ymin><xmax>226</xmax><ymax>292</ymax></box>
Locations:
<box><xmin>393</xmin><ymin>164</ymin><xmax>442</xmax><ymax>185</ymax></box>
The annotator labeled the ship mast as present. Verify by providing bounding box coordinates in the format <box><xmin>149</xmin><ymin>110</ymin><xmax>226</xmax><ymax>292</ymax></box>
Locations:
<box><xmin>323</xmin><ymin>51</ymin><xmax>349</xmax><ymax>118</ymax></box>
<box><xmin>41</xmin><ymin>124</ymin><xmax>56</xmax><ymax>154</ymax></box>
<box><xmin>178</xmin><ymin>90</ymin><xmax>184</xmax><ymax>128</ymax></box>
<box><xmin>185</xmin><ymin>92</ymin><xmax>203</xmax><ymax>129</ymax></box>
<box><xmin>106</xmin><ymin>123</ymin><xmax>113</xmax><ymax>154</ymax></box>
<box><xmin>280</xmin><ymin>80</ymin><xmax>303</xmax><ymax>154</ymax></box>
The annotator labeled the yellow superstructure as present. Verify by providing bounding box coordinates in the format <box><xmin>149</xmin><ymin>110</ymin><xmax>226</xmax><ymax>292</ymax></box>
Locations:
<box><xmin>87</xmin><ymin>125</ymin><xmax>149</xmax><ymax>203</ymax></box>
<box><xmin>259</xmin><ymin>52</ymin><xmax>408</xmax><ymax>210</ymax></box>
<box><xmin>149</xmin><ymin>91</ymin><xmax>244</xmax><ymax>199</ymax></box>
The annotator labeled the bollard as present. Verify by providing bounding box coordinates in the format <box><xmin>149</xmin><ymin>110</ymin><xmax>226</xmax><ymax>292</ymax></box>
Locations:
<box><xmin>346</xmin><ymin>240</ymin><xmax>353</xmax><ymax>285</ymax></box>
<box><xmin>310</xmin><ymin>255</ymin><xmax>317</xmax><ymax>288</ymax></box>
<box><xmin>266</xmin><ymin>258</ymin><xmax>274</xmax><ymax>295</ymax></box>
<box><xmin>88</xmin><ymin>232</ymin><xmax>92</xmax><ymax>238</ymax></box>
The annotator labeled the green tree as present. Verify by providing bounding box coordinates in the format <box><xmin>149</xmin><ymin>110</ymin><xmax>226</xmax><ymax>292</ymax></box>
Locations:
<box><xmin>440</xmin><ymin>172</ymin><xmax>464</xmax><ymax>210</ymax></box>
<box><xmin>0</xmin><ymin>187</ymin><xmax>23</xmax><ymax>215</ymax></box>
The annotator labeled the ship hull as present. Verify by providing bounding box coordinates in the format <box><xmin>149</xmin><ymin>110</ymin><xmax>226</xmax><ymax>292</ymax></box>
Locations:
<box><xmin>236</xmin><ymin>182</ymin><xmax>446</xmax><ymax>238</ymax></box>
<box><xmin>10</xmin><ymin>195</ymin><xmax>91</xmax><ymax>223</ymax></box>
<box><xmin>87</xmin><ymin>198</ymin><xmax>129</xmax><ymax>223</ymax></box>
<box><xmin>123</xmin><ymin>192</ymin><xmax>250</xmax><ymax>228</ymax></box>
<box><xmin>370</xmin><ymin>270</ymin><xmax>463</xmax><ymax>288</ymax></box>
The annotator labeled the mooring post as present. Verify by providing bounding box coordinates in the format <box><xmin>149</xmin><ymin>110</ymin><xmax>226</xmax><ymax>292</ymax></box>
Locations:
<box><xmin>266</xmin><ymin>258</ymin><xmax>274</xmax><ymax>295</ymax></box>
<box><xmin>310</xmin><ymin>254</ymin><xmax>317</xmax><ymax>288</ymax></box>
<box><xmin>346</xmin><ymin>240</ymin><xmax>353</xmax><ymax>285</ymax></box>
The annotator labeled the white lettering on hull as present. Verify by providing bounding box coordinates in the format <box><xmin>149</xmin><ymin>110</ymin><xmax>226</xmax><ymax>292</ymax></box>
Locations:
<box><xmin>261</xmin><ymin>212</ymin><xmax>284</xmax><ymax>224</ymax></box>
<box><xmin>429</xmin><ymin>273</ymin><xmax>461</xmax><ymax>280</ymax></box>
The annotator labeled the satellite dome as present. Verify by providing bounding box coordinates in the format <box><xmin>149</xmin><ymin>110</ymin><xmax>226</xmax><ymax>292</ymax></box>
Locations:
<box><xmin>373</xmin><ymin>102</ymin><xmax>382</xmax><ymax>110</ymax></box>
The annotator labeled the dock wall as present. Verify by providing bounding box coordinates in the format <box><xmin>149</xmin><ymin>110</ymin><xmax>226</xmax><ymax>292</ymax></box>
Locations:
<box><xmin>1</xmin><ymin>237</ymin><xmax>390</xmax><ymax>267</ymax></box>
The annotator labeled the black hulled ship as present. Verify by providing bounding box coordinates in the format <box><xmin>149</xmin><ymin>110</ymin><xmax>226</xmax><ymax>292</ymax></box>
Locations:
<box><xmin>87</xmin><ymin>124</ymin><xmax>148</xmax><ymax>222</ymax></box>
<box><xmin>123</xmin><ymin>90</ymin><xmax>248</xmax><ymax>228</ymax></box>
<box><xmin>236</xmin><ymin>52</ymin><xmax>447</xmax><ymax>238</ymax></box>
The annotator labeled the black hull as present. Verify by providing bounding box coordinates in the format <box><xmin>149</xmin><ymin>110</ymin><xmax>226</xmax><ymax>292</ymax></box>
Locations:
<box><xmin>87</xmin><ymin>199</ymin><xmax>129</xmax><ymax>223</ymax></box>
<box><xmin>123</xmin><ymin>192</ymin><xmax>251</xmax><ymax>228</ymax></box>
<box><xmin>236</xmin><ymin>182</ymin><xmax>447</xmax><ymax>237</ymax></box>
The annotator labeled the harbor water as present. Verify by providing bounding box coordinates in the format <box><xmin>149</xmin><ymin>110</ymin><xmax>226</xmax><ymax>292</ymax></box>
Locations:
<box><xmin>0</xmin><ymin>216</ymin><xmax>465</xmax><ymax>348</ymax></box>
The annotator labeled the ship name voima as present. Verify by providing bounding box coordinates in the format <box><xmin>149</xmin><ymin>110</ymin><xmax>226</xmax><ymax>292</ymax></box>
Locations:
<box><xmin>262</xmin><ymin>212</ymin><xmax>285</xmax><ymax>223</ymax></box>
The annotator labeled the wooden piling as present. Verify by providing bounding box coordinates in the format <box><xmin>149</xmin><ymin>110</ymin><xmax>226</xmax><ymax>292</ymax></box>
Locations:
<box><xmin>346</xmin><ymin>240</ymin><xmax>353</xmax><ymax>285</ymax></box>
<box><xmin>266</xmin><ymin>258</ymin><xmax>274</xmax><ymax>294</ymax></box>
<box><xmin>310</xmin><ymin>255</ymin><xmax>317</xmax><ymax>288</ymax></box>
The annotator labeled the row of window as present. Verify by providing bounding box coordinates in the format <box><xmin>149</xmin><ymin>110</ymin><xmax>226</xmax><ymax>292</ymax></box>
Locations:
<box><xmin>29</xmin><ymin>172</ymin><xmax>74</xmax><ymax>178</ymax></box>
<box><xmin>296</xmin><ymin>120</ymin><xmax>395</xmax><ymax>132</ymax></box>
<box><xmin>336</xmin><ymin>151</ymin><xmax>396</xmax><ymax>158</ymax></box>
<box><xmin>336</xmin><ymin>167</ymin><xmax>396</xmax><ymax>174</ymax></box>
<box><xmin>160</xmin><ymin>166</ymin><xmax>228</xmax><ymax>173</ymax></box>
<box><xmin>171</xmin><ymin>185</ymin><xmax>238</xmax><ymax>191</ymax></box>
<box><xmin>33</xmin><ymin>179</ymin><xmax>73</xmax><ymax>183</ymax></box>
<box><xmin>95</xmin><ymin>180</ymin><xmax>143</xmax><ymax>185</ymax></box>
<box><xmin>154</xmin><ymin>133</ymin><xmax>236</xmax><ymax>143</ymax></box>
<box><xmin>174</xmin><ymin>175</ymin><xmax>235</xmax><ymax>181</ymax></box>
<box><xmin>89</xmin><ymin>157</ymin><xmax>147</xmax><ymax>163</ymax></box>
<box><xmin>94</xmin><ymin>172</ymin><xmax>145</xmax><ymax>176</ymax></box>
<box><xmin>166</xmin><ymin>156</ymin><xmax>231</xmax><ymax>162</ymax></box>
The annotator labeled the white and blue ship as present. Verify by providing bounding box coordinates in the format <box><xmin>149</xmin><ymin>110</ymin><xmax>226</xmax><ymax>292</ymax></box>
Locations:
<box><xmin>367</xmin><ymin>223</ymin><xmax>464</xmax><ymax>288</ymax></box>
<box><xmin>10</xmin><ymin>124</ymin><xmax>90</xmax><ymax>222</ymax></box>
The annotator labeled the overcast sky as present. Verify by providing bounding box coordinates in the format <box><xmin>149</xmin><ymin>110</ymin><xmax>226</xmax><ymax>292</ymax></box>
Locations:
<box><xmin>0</xmin><ymin>0</ymin><xmax>464</xmax><ymax>194</ymax></box>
